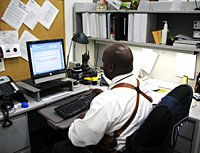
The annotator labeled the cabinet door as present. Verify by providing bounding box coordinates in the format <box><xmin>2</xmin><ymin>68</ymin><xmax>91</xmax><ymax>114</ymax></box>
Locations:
<box><xmin>0</xmin><ymin>114</ymin><xmax>30</xmax><ymax>153</ymax></box>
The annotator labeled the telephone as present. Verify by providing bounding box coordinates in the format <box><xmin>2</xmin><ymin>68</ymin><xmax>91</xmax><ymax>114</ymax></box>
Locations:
<box><xmin>0</xmin><ymin>76</ymin><xmax>21</xmax><ymax>98</ymax></box>
<box><xmin>0</xmin><ymin>76</ymin><xmax>28</xmax><ymax>128</ymax></box>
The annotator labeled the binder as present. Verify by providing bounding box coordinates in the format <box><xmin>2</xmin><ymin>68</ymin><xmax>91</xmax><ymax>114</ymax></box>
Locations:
<box><xmin>133</xmin><ymin>13</ymin><xmax>140</xmax><ymax>42</ymax></box>
<box><xmin>139</xmin><ymin>14</ymin><xmax>157</xmax><ymax>43</ymax></box>
<box><xmin>133</xmin><ymin>13</ymin><xmax>157</xmax><ymax>43</ymax></box>
<box><xmin>115</xmin><ymin>13</ymin><xmax>128</xmax><ymax>41</ymax></box>
<box><xmin>90</xmin><ymin>13</ymin><xmax>98</xmax><ymax>38</ymax></box>
<box><xmin>128</xmin><ymin>14</ymin><xmax>134</xmax><ymax>42</ymax></box>
<box><xmin>82</xmin><ymin>13</ymin><xmax>91</xmax><ymax>37</ymax></box>
<box><xmin>107</xmin><ymin>13</ymin><xmax>111</xmax><ymax>39</ymax></box>
<box><xmin>99</xmin><ymin>13</ymin><xmax>107</xmax><ymax>39</ymax></box>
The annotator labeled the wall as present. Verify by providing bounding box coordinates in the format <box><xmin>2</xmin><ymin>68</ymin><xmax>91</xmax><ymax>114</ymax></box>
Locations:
<box><xmin>92</xmin><ymin>43</ymin><xmax>200</xmax><ymax>88</ymax></box>
<box><xmin>65</xmin><ymin>0</ymin><xmax>93</xmax><ymax>63</ymax></box>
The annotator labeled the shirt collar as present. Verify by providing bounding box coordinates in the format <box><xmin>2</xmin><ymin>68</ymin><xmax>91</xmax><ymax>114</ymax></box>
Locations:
<box><xmin>108</xmin><ymin>72</ymin><xmax>133</xmax><ymax>89</ymax></box>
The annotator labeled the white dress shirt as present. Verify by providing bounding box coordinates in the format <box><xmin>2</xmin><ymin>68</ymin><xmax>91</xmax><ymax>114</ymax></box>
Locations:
<box><xmin>68</xmin><ymin>72</ymin><xmax>153</xmax><ymax>151</ymax></box>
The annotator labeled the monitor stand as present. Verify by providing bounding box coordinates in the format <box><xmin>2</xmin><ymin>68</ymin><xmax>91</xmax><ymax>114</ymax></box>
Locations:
<box><xmin>17</xmin><ymin>79</ymin><xmax>73</xmax><ymax>102</ymax></box>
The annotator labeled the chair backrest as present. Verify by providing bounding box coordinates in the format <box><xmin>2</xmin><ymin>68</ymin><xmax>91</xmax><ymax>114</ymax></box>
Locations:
<box><xmin>125</xmin><ymin>84</ymin><xmax>193</xmax><ymax>153</ymax></box>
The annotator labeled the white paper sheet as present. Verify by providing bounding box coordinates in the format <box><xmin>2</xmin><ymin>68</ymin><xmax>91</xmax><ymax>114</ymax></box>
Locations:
<box><xmin>24</xmin><ymin>0</ymin><xmax>42</xmax><ymax>30</ymax></box>
<box><xmin>39</xmin><ymin>1</ymin><xmax>59</xmax><ymax>30</ymax></box>
<box><xmin>132</xmin><ymin>51</ymin><xmax>142</xmax><ymax>77</ymax></box>
<box><xmin>0</xmin><ymin>59</ymin><xmax>5</xmax><ymax>72</ymax></box>
<box><xmin>19</xmin><ymin>30</ymin><xmax>38</xmax><ymax>61</ymax></box>
<box><xmin>170</xmin><ymin>0</ymin><xmax>182</xmax><ymax>11</ymax></box>
<box><xmin>175</xmin><ymin>53</ymin><xmax>196</xmax><ymax>79</ymax></box>
<box><xmin>0</xmin><ymin>31</ymin><xmax>18</xmax><ymax>45</ymax></box>
<box><xmin>141</xmin><ymin>48</ymin><xmax>158</xmax><ymax>74</ymax></box>
<box><xmin>1</xmin><ymin>0</ymin><xmax>30</xmax><ymax>30</ymax></box>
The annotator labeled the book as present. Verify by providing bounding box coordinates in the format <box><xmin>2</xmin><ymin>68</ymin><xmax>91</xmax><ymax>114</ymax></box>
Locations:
<box><xmin>110</xmin><ymin>13</ymin><xmax>115</xmax><ymax>40</ymax></box>
<box><xmin>173</xmin><ymin>39</ymin><xmax>200</xmax><ymax>48</ymax></box>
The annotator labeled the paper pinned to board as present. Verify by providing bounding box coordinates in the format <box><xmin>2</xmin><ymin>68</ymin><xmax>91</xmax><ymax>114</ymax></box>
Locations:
<box><xmin>39</xmin><ymin>1</ymin><xmax>59</xmax><ymax>30</ymax></box>
<box><xmin>1</xmin><ymin>0</ymin><xmax>30</xmax><ymax>30</ymax></box>
<box><xmin>24</xmin><ymin>0</ymin><xmax>42</xmax><ymax>30</ymax></box>
<box><xmin>0</xmin><ymin>58</ymin><xmax>5</xmax><ymax>72</ymax></box>
<box><xmin>19</xmin><ymin>30</ymin><xmax>38</xmax><ymax>61</ymax></box>
<box><xmin>175</xmin><ymin>53</ymin><xmax>196</xmax><ymax>79</ymax></box>
<box><xmin>140</xmin><ymin>48</ymin><xmax>158</xmax><ymax>74</ymax></box>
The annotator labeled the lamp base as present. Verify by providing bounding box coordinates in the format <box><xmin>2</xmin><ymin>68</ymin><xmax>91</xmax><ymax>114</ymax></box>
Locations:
<box><xmin>67</xmin><ymin>67</ymin><xmax>97</xmax><ymax>81</ymax></box>
<box><xmin>82</xmin><ymin>65</ymin><xmax>90</xmax><ymax>71</ymax></box>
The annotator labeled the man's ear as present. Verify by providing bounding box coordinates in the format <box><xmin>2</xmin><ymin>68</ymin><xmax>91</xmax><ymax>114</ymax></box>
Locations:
<box><xmin>108</xmin><ymin>63</ymin><xmax>115</xmax><ymax>73</ymax></box>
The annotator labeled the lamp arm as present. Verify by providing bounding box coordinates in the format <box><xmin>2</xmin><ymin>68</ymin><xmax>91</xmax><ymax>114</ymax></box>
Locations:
<box><xmin>66</xmin><ymin>40</ymin><xmax>73</xmax><ymax>69</ymax></box>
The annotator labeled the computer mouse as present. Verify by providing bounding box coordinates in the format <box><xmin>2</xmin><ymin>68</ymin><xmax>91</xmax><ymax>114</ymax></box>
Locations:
<box><xmin>73</xmin><ymin>81</ymin><xmax>79</xmax><ymax>86</ymax></box>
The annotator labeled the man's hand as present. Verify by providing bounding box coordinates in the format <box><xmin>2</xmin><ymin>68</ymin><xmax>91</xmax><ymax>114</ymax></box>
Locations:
<box><xmin>77</xmin><ymin>113</ymin><xmax>86</xmax><ymax>119</ymax></box>
<box><xmin>92</xmin><ymin>89</ymin><xmax>103</xmax><ymax>96</ymax></box>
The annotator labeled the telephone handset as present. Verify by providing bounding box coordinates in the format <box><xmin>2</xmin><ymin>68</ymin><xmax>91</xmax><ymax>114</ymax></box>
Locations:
<box><xmin>0</xmin><ymin>76</ymin><xmax>21</xmax><ymax>99</ymax></box>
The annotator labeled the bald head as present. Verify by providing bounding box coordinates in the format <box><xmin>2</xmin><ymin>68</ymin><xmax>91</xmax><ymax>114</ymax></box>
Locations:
<box><xmin>102</xmin><ymin>44</ymin><xmax>133</xmax><ymax>80</ymax></box>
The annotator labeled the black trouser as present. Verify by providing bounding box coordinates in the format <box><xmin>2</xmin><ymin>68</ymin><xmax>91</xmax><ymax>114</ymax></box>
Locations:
<box><xmin>51</xmin><ymin>139</ymin><xmax>108</xmax><ymax>153</ymax></box>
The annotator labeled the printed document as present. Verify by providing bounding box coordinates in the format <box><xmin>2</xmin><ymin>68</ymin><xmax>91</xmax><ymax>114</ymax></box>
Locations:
<box><xmin>1</xmin><ymin>0</ymin><xmax>30</xmax><ymax>30</ymax></box>
<box><xmin>0</xmin><ymin>31</ymin><xmax>18</xmax><ymax>45</ymax></box>
<box><xmin>175</xmin><ymin>53</ymin><xmax>196</xmax><ymax>79</ymax></box>
<box><xmin>141</xmin><ymin>48</ymin><xmax>158</xmax><ymax>74</ymax></box>
<box><xmin>0</xmin><ymin>31</ymin><xmax>21</xmax><ymax>58</ymax></box>
<box><xmin>39</xmin><ymin>1</ymin><xmax>59</xmax><ymax>30</ymax></box>
<box><xmin>0</xmin><ymin>59</ymin><xmax>5</xmax><ymax>72</ymax></box>
<box><xmin>24</xmin><ymin>0</ymin><xmax>42</xmax><ymax>30</ymax></box>
<box><xmin>19</xmin><ymin>30</ymin><xmax>38</xmax><ymax>61</ymax></box>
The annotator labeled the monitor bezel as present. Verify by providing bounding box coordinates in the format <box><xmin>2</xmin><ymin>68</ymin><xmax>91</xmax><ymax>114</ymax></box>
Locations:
<box><xmin>26</xmin><ymin>39</ymin><xmax>66</xmax><ymax>84</ymax></box>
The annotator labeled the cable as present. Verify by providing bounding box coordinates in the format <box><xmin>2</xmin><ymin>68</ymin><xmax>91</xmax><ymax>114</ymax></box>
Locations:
<box><xmin>0</xmin><ymin>98</ymin><xmax>13</xmax><ymax>128</ymax></box>
<box><xmin>95</xmin><ymin>43</ymin><xmax>100</xmax><ymax>69</ymax></box>
<box><xmin>194</xmin><ymin>0</ymin><xmax>200</xmax><ymax>10</ymax></box>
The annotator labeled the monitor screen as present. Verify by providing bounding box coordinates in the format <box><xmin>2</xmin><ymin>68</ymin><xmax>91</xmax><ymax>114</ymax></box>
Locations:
<box><xmin>27</xmin><ymin>39</ymin><xmax>66</xmax><ymax>84</ymax></box>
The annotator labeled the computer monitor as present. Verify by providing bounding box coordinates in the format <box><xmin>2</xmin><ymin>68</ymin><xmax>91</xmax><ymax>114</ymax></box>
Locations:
<box><xmin>27</xmin><ymin>39</ymin><xmax>66</xmax><ymax>84</ymax></box>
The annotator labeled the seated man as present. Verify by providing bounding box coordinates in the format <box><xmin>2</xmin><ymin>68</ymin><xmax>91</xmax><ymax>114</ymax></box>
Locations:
<box><xmin>52</xmin><ymin>44</ymin><xmax>153</xmax><ymax>153</ymax></box>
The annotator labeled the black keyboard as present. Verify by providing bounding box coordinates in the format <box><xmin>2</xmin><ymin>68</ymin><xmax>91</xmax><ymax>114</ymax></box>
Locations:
<box><xmin>54</xmin><ymin>91</ymin><xmax>96</xmax><ymax>119</ymax></box>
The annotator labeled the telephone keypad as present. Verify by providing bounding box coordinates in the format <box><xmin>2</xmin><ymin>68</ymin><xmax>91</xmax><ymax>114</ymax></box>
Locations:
<box><xmin>0</xmin><ymin>83</ymin><xmax>16</xmax><ymax>97</ymax></box>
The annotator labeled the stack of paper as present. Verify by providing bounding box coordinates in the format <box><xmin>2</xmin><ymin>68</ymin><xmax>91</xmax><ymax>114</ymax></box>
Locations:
<box><xmin>173</xmin><ymin>39</ymin><xmax>200</xmax><ymax>49</ymax></box>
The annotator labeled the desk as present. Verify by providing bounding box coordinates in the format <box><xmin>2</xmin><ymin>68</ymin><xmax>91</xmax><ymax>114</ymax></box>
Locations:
<box><xmin>0</xmin><ymin>81</ymin><xmax>200</xmax><ymax>153</ymax></box>
<box><xmin>0</xmin><ymin>83</ymin><xmax>94</xmax><ymax>153</ymax></box>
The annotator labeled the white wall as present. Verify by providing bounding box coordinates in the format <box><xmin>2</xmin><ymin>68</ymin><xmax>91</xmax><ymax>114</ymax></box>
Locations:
<box><xmin>64</xmin><ymin>0</ymin><xmax>93</xmax><ymax>63</ymax></box>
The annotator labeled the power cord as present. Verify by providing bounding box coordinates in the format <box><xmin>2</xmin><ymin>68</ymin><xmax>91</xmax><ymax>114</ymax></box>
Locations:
<box><xmin>194</xmin><ymin>0</ymin><xmax>200</xmax><ymax>10</ymax></box>
<box><xmin>0</xmin><ymin>98</ymin><xmax>13</xmax><ymax>128</ymax></box>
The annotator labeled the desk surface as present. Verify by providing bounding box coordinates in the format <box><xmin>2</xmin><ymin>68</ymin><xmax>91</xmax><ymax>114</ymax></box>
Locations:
<box><xmin>1</xmin><ymin>79</ymin><xmax>200</xmax><ymax>129</ymax></box>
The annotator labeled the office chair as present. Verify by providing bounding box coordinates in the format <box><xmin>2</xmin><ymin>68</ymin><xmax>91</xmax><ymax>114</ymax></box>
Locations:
<box><xmin>125</xmin><ymin>84</ymin><xmax>193</xmax><ymax>153</ymax></box>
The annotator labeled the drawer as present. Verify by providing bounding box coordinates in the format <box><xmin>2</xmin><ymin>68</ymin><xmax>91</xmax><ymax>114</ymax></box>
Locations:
<box><xmin>179</xmin><ymin>120</ymin><xmax>194</xmax><ymax>140</ymax></box>
<box><xmin>0</xmin><ymin>114</ymin><xmax>30</xmax><ymax>153</ymax></box>
<box><xmin>175</xmin><ymin>137</ymin><xmax>191</xmax><ymax>153</ymax></box>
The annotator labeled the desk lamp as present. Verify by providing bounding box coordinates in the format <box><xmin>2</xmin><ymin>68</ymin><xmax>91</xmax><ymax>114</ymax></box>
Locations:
<box><xmin>67</xmin><ymin>32</ymin><xmax>90</xmax><ymax>72</ymax></box>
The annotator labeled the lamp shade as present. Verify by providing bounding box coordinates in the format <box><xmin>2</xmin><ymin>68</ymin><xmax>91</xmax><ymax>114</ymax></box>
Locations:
<box><xmin>72</xmin><ymin>32</ymin><xmax>89</xmax><ymax>44</ymax></box>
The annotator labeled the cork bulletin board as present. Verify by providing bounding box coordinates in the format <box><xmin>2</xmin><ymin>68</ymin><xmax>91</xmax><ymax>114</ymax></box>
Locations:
<box><xmin>0</xmin><ymin>0</ymin><xmax>65</xmax><ymax>81</ymax></box>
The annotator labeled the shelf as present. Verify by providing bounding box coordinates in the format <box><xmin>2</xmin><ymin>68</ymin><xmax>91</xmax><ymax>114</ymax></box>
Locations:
<box><xmin>76</xmin><ymin>10</ymin><xmax>200</xmax><ymax>14</ymax></box>
<box><xmin>89</xmin><ymin>38</ymin><xmax>200</xmax><ymax>54</ymax></box>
